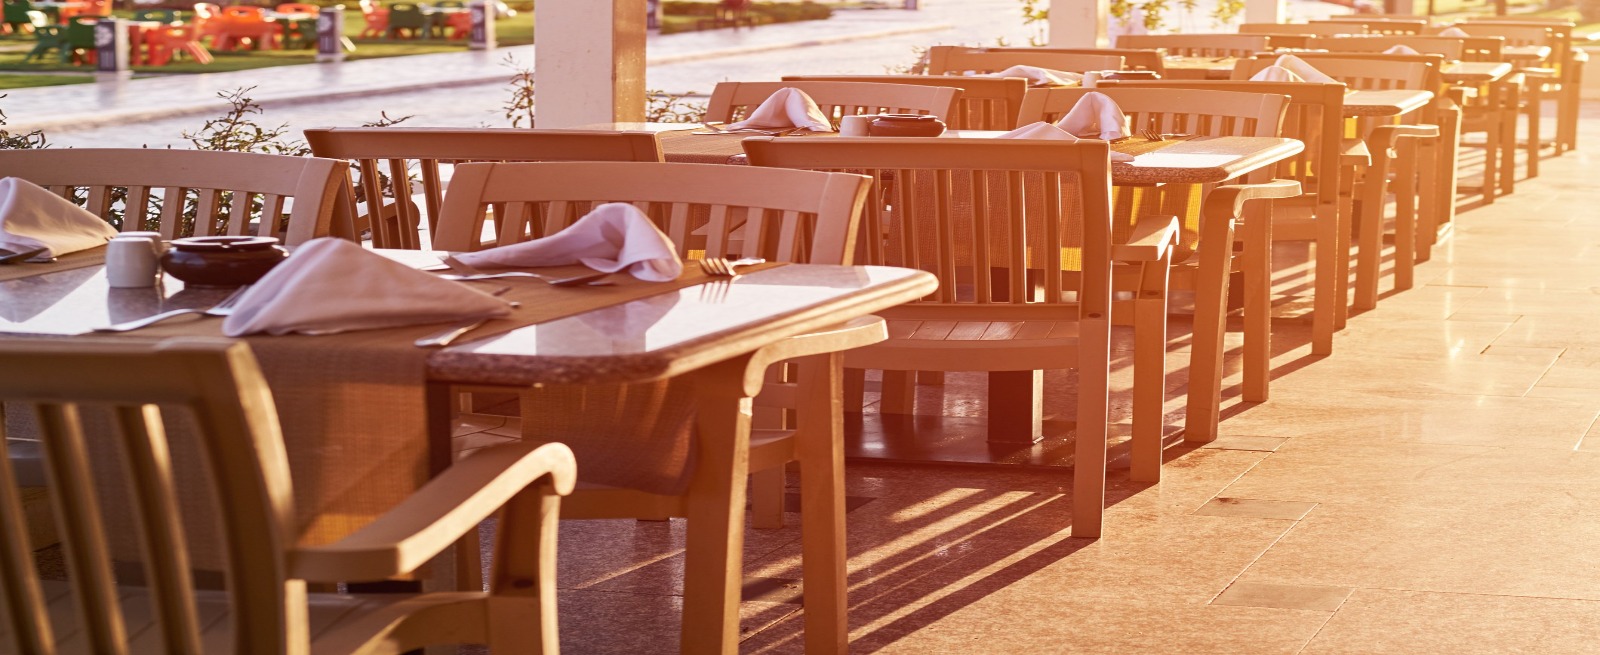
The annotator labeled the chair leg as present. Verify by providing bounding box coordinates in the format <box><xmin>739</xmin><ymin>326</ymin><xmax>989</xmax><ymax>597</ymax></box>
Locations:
<box><xmin>1073</xmin><ymin>315</ymin><xmax>1111</xmax><ymax>539</ymax></box>
<box><xmin>1334</xmin><ymin>166</ymin><xmax>1357</xmax><ymax>330</ymax></box>
<box><xmin>879</xmin><ymin>370</ymin><xmax>915</xmax><ymax>414</ymax></box>
<box><xmin>1393</xmin><ymin>138</ymin><xmax>1418</xmax><ymax>293</ymax></box>
<box><xmin>486</xmin><ymin>480</ymin><xmax>562</xmax><ymax>654</ymax></box>
<box><xmin>842</xmin><ymin>367</ymin><xmax>866</xmax><ymax>412</ymax></box>
<box><xmin>1353</xmin><ymin>151</ymin><xmax>1389</xmax><ymax>312</ymax></box>
<box><xmin>749</xmin><ymin>466</ymin><xmax>785</xmax><ymax>530</ymax></box>
<box><xmin>1130</xmin><ymin>258</ymin><xmax>1170</xmax><ymax>483</ymax></box>
<box><xmin>1524</xmin><ymin>87</ymin><xmax>1541</xmax><ymax>179</ymax></box>
<box><xmin>1184</xmin><ymin>217</ymin><xmax>1237</xmax><ymax>444</ymax></box>
<box><xmin>1311</xmin><ymin>199</ymin><xmax>1339</xmax><ymax>356</ymax></box>
<box><xmin>796</xmin><ymin>353</ymin><xmax>848</xmax><ymax>654</ymax></box>
<box><xmin>1241</xmin><ymin>201</ymin><xmax>1272</xmax><ymax>403</ymax></box>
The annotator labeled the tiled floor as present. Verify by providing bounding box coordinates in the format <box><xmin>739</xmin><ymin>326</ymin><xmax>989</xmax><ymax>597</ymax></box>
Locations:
<box><xmin>500</xmin><ymin>104</ymin><xmax>1600</xmax><ymax>653</ymax></box>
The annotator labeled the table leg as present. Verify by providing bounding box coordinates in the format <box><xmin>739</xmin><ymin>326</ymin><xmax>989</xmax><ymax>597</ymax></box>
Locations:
<box><xmin>796</xmin><ymin>352</ymin><xmax>848</xmax><ymax>654</ymax></box>
<box><xmin>1184</xmin><ymin>215</ymin><xmax>1237</xmax><ymax>444</ymax></box>
<box><xmin>1393</xmin><ymin>137</ymin><xmax>1417</xmax><ymax>293</ymax></box>
<box><xmin>1241</xmin><ymin>198</ymin><xmax>1272</xmax><ymax>404</ymax></box>
<box><xmin>680</xmin><ymin>358</ymin><xmax>755</xmax><ymax>655</ymax></box>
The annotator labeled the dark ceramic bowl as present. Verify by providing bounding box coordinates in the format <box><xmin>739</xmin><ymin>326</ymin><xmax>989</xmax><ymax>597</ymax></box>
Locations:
<box><xmin>161</xmin><ymin>236</ymin><xmax>288</xmax><ymax>288</ymax></box>
<box><xmin>867</xmin><ymin>114</ymin><xmax>947</xmax><ymax>137</ymax></box>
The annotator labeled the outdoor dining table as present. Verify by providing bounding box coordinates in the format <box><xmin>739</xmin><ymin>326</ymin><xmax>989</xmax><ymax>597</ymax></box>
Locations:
<box><xmin>586</xmin><ymin>121</ymin><xmax>1306</xmax><ymax>455</ymax></box>
<box><xmin>1502</xmin><ymin>44</ymin><xmax>1552</xmax><ymax>64</ymax></box>
<box><xmin>0</xmin><ymin>247</ymin><xmax>937</xmax><ymax>655</ymax></box>
<box><xmin>1160</xmin><ymin>55</ymin><xmax>1237</xmax><ymax>80</ymax></box>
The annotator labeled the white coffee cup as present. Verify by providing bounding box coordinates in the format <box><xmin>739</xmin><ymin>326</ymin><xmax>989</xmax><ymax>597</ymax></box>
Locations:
<box><xmin>120</xmin><ymin>231</ymin><xmax>166</xmax><ymax>254</ymax></box>
<box><xmin>106</xmin><ymin>236</ymin><xmax>161</xmax><ymax>288</ymax></box>
<box><xmin>1082</xmin><ymin>71</ymin><xmax>1103</xmax><ymax>88</ymax></box>
<box><xmin>839</xmin><ymin>115</ymin><xmax>872</xmax><ymax>137</ymax></box>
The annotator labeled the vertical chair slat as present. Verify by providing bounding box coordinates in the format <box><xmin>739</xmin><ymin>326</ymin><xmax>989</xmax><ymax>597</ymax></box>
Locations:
<box><xmin>1006</xmin><ymin>171</ymin><xmax>1026</xmax><ymax>304</ymax></box>
<box><xmin>157</xmin><ymin>187</ymin><xmax>186</xmax><ymax>240</ymax></box>
<box><xmin>776</xmin><ymin>210</ymin><xmax>802</xmax><ymax>262</ymax></box>
<box><xmin>37</xmin><ymin>403</ymin><xmax>130</xmax><ymax>655</ymax></box>
<box><xmin>111</xmin><ymin>405</ymin><xmax>204</xmax><ymax>655</ymax></box>
<box><xmin>0</xmin><ymin>433</ymin><xmax>54</xmax><ymax>654</ymax></box>
<box><xmin>972</xmin><ymin>169</ymin><xmax>991</xmax><ymax>305</ymax></box>
<box><xmin>498</xmin><ymin>202</ymin><xmax>532</xmax><ymax>247</ymax></box>
<box><xmin>420</xmin><ymin>159</ymin><xmax>444</xmax><ymax>237</ymax></box>
<box><xmin>193</xmin><ymin>190</ymin><xmax>221</xmax><ymax>237</ymax></box>
<box><xmin>226</xmin><ymin>191</ymin><xmax>254</xmax><ymax>236</ymax></box>
<box><xmin>1044</xmin><ymin>172</ymin><xmax>1063</xmax><ymax>302</ymax></box>
<box><xmin>706</xmin><ymin>205</ymin><xmax>731</xmax><ymax>258</ymax></box>
<box><xmin>666</xmin><ymin>203</ymin><xmax>691</xmax><ymax>254</ymax></box>
<box><xmin>356</xmin><ymin>159</ymin><xmax>392</xmax><ymax>247</ymax></box>
<box><xmin>258</xmin><ymin>195</ymin><xmax>287</xmax><ymax>238</ymax></box>
<box><xmin>386</xmin><ymin>158</ymin><xmax>418</xmax><ymax>249</ymax></box>
<box><xmin>86</xmin><ymin>186</ymin><xmax>112</xmax><ymax>218</ymax></box>
<box><xmin>542</xmin><ymin>201</ymin><xmax>571</xmax><ymax>240</ymax></box>
<box><xmin>124</xmin><ymin>186</ymin><xmax>151</xmax><ymax>233</ymax></box>
<box><xmin>897</xmin><ymin>168</ymin><xmax>920</xmax><ymax>276</ymax></box>
<box><xmin>933</xmin><ymin>169</ymin><xmax>955</xmax><ymax>304</ymax></box>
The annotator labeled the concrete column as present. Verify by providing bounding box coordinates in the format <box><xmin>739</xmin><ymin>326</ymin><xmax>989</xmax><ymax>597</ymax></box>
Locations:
<box><xmin>1048</xmin><ymin>0</ymin><xmax>1108</xmax><ymax>48</ymax></box>
<box><xmin>1244</xmin><ymin>0</ymin><xmax>1285</xmax><ymax>25</ymax></box>
<box><xmin>533</xmin><ymin>0</ymin><xmax>647</xmax><ymax>128</ymax></box>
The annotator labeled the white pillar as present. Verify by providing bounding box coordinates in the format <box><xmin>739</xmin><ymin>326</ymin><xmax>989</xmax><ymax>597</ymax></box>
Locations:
<box><xmin>1048</xmin><ymin>0</ymin><xmax>1109</xmax><ymax>48</ymax></box>
<box><xmin>533</xmin><ymin>0</ymin><xmax>647</xmax><ymax>128</ymax></box>
<box><xmin>1244</xmin><ymin>0</ymin><xmax>1285</xmax><ymax>24</ymax></box>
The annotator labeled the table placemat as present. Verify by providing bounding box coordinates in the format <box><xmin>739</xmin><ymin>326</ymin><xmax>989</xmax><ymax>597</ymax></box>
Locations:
<box><xmin>0</xmin><ymin>248</ymin><xmax>104</xmax><ymax>282</ymax></box>
<box><xmin>656</xmin><ymin>128</ymin><xmax>833</xmax><ymax>164</ymax></box>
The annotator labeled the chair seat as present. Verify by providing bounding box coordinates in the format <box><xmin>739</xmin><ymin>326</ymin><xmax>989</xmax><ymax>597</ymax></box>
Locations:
<box><xmin>13</xmin><ymin>580</ymin><xmax>489</xmax><ymax>654</ymax></box>
<box><xmin>845</xmin><ymin>318</ymin><xmax>1081</xmax><ymax>372</ymax></box>
<box><xmin>1341</xmin><ymin>138</ymin><xmax>1372</xmax><ymax>167</ymax></box>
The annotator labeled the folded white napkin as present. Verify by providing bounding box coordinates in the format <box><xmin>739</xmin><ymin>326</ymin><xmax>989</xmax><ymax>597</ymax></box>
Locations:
<box><xmin>1250</xmin><ymin>64</ymin><xmax>1307</xmax><ymax>82</ymax></box>
<box><xmin>1054</xmin><ymin>91</ymin><xmax>1128</xmax><ymax>141</ymax></box>
<box><xmin>1383</xmin><ymin>44</ymin><xmax>1421</xmax><ymax>55</ymax></box>
<box><xmin>455</xmin><ymin>203</ymin><xmax>683</xmax><ymax>282</ymax></box>
<box><xmin>0</xmin><ymin>177</ymin><xmax>116</xmax><ymax>257</ymax></box>
<box><xmin>1437</xmin><ymin>26</ymin><xmax>1469</xmax><ymax>37</ymax></box>
<box><xmin>997</xmin><ymin>121</ymin><xmax>1134</xmax><ymax>162</ymax></box>
<box><xmin>1273</xmin><ymin>54</ymin><xmax>1338</xmax><ymax>84</ymax></box>
<box><xmin>724</xmin><ymin>88</ymin><xmax>834</xmax><ymax>132</ymax></box>
<box><xmin>973</xmin><ymin>65</ymin><xmax>1083</xmax><ymax>87</ymax></box>
<box><xmin>221</xmin><ymin>237</ymin><xmax>511</xmax><ymax>337</ymax></box>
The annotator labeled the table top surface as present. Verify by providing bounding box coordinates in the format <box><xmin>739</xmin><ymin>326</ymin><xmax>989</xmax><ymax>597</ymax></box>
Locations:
<box><xmin>1343</xmin><ymin>88</ymin><xmax>1434</xmax><ymax>117</ymax></box>
<box><xmin>590</xmin><ymin>122</ymin><xmax>1304</xmax><ymax>186</ymax></box>
<box><xmin>1441</xmin><ymin>60</ymin><xmax>1514</xmax><ymax>83</ymax></box>
<box><xmin>1502</xmin><ymin>44</ymin><xmax>1551</xmax><ymax>61</ymax></box>
<box><xmin>0</xmin><ymin>251</ymin><xmax>937</xmax><ymax>386</ymax></box>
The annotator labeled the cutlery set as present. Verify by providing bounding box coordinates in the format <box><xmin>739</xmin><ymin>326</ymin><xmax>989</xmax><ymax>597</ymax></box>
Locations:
<box><xmin>0</xmin><ymin>247</ymin><xmax>50</xmax><ymax>265</ymax></box>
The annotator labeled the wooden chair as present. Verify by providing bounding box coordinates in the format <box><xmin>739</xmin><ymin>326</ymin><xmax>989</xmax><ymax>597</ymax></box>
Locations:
<box><xmin>922</xmin><ymin>45</ymin><xmax>1124</xmax><ymax>76</ymax></box>
<box><xmin>746</xmin><ymin>137</ymin><xmax>1184</xmax><ymax>531</ymax></box>
<box><xmin>0</xmin><ymin>148</ymin><xmax>351</xmax><ymax>246</ymax></box>
<box><xmin>304</xmin><ymin>127</ymin><xmax>663</xmax><ymax>250</ymax></box>
<box><xmin>357</xmin><ymin>0</ymin><xmax>387</xmax><ymax>38</ymax></box>
<box><xmin>1236</xmin><ymin>54</ymin><xmax>1441</xmax><ymax>312</ymax></box>
<box><xmin>781</xmin><ymin>74</ymin><xmax>1029</xmax><ymax>130</ymax></box>
<box><xmin>1239</xmin><ymin>22</ymin><xmax>1370</xmax><ymax>36</ymax></box>
<box><xmin>1463</xmin><ymin>18</ymin><xmax>1581</xmax><ymax>154</ymax></box>
<box><xmin>949</xmin><ymin>46</ymin><xmax>1167</xmax><ymax>75</ymax></box>
<box><xmin>1100</xmin><ymin>80</ymin><xmax>1351</xmax><ymax>364</ymax></box>
<box><xmin>144</xmin><ymin>22</ymin><xmax>214</xmax><ymax>66</ymax></box>
<box><xmin>704</xmin><ymin>81</ymin><xmax>960</xmax><ymax>128</ymax></box>
<box><xmin>1453</xmin><ymin>21</ymin><xmax>1562</xmax><ymax>172</ymax></box>
<box><xmin>1307</xmin><ymin>34</ymin><xmax>1466</xmax><ymax>60</ymax></box>
<box><xmin>1114</xmin><ymin>34</ymin><xmax>1269</xmax><ymax>57</ymax></box>
<box><xmin>385</xmin><ymin>2</ymin><xmax>426</xmax><ymax>38</ymax></box>
<box><xmin>1310</xmin><ymin>18</ymin><xmax>1424</xmax><ymax>35</ymax></box>
<box><xmin>433</xmin><ymin>161</ymin><xmax>879</xmax><ymax>654</ymax></box>
<box><xmin>1014</xmin><ymin>87</ymin><xmax>1298</xmax><ymax>440</ymax></box>
<box><xmin>0</xmin><ymin>337</ymin><xmax>577</xmax><ymax>654</ymax></box>
<box><xmin>213</xmin><ymin>5</ymin><xmax>277</xmax><ymax>50</ymax></box>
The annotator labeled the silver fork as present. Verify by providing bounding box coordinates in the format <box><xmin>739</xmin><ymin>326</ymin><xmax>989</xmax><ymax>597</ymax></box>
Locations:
<box><xmin>94</xmin><ymin>286</ymin><xmax>250</xmax><ymax>332</ymax></box>
<box><xmin>1141</xmin><ymin>129</ymin><xmax>1165</xmax><ymax>142</ymax></box>
<box><xmin>698</xmin><ymin>257</ymin><xmax>766</xmax><ymax>279</ymax></box>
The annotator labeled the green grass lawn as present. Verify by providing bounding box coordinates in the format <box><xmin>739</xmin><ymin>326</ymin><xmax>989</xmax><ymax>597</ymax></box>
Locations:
<box><xmin>0</xmin><ymin>10</ymin><xmax>533</xmax><ymax>82</ymax></box>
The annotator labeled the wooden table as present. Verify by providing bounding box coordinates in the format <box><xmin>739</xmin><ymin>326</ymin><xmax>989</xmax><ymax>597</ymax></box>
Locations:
<box><xmin>1161</xmin><ymin>55</ymin><xmax>1237</xmax><ymax>80</ymax></box>
<box><xmin>1343</xmin><ymin>89</ymin><xmax>1435</xmax><ymax>117</ymax></box>
<box><xmin>1442</xmin><ymin>60</ymin><xmax>1513</xmax><ymax>84</ymax></box>
<box><xmin>0</xmin><ymin>251</ymin><xmax>936</xmax><ymax>655</ymax></box>
<box><xmin>590</xmin><ymin>122</ymin><xmax>1306</xmax><ymax>464</ymax></box>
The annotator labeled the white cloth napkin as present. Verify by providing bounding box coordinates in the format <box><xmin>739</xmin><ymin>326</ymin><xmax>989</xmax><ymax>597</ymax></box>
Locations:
<box><xmin>973</xmin><ymin>65</ymin><xmax>1083</xmax><ymax>87</ymax></box>
<box><xmin>455</xmin><ymin>202</ymin><xmax>683</xmax><ymax>282</ymax></box>
<box><xmin>997</xmin><ymin>121</ymin><xmax>1134</xmax><ymax>162</ymax></box>
<box><xmin>1250</xmin><ymin>64</ymin><xmax>1307</xmax><ymax>82</ymax></box>
<box><xmin>1054</xmin><ymin>91</ymin><xmax>1128</xmax><ymax>141</ymax></box>
<box><xmin>0</xmin><ymin>177</ymin><xmax>116</xmax><ymax>257</ymax></box>
<box><xmin>1273</xmin><ymin>54</ymin><xmax>1338</xmax><ymax>84</ymax></box>
<box><xmin>723</xmin><ymin>87</ymin><xmax>834</xmax><ymax>132</ymax></box>
<box><xmin>221</xmin><ymin>237</ymin><xmax>512</xmax><ymax>337</ymax></box>
<box><xmin>1437</xmin><ymin>26</ymin><xmax>1469</xmax><ymax>37</ymax></box>
<box><xmin>1383</xmin><ymin>44</ymin><xmax>1421</xmax><ymax>55</ymax></box>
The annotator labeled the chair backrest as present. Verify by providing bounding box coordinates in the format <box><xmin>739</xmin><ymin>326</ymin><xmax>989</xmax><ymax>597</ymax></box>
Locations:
<box><xmin>1114</xmin><ymin>34</ymin><xmax>1270</xmax><ymax>57</ymax></box>
<box><xmin>0</xmin><ymin>338</ymin><xmax>304</xmax><ymax>655</ymax></box>
<box><xmin>1233</xmin><ymin>53</ymin><xmax>1435</xmax><ymax>90</ymax></box>
<box><xmin>1015</xmin><ymin>87</ymin><xmax>1287</xmax><ymax>139</ymax></box>
<box><xmin>3</xmin><ymin>0</ymin><xmax>31</xmax><ymax>22</ymax></box>
<box><xmin>744</xmin><ymin>138</ymin><xmax>1114</xmax><ymax>320</ymax></box>
<box><xmin>432</xmin><ymin>162</ymin><xmax>873</xmax><ymax>266</ymax></box>
<box><xmin>1462</xmin><ymin>19</ymin><xmax>1572</xmax><ymax>79</ymax></box>
<box><xmin>1098</xmin><ymin>79</ymin><xmax>1342</xmax><ymax>216</ymax></box>
<box><xmin>64</xmin><ymin>16</ymin><xmax>95</xmax><ymax>45</ymax></box>
<box><xmin>1306</xmin><ymin>34</ymin><xmax>1466</xmax><ymax>60</ymax></box>
<box><xmin>1239</xmin><ymin>22</ymin><xmax>1368</xmax><ymax>36</ymax></box>
<box><xmin>1310</xmin><ymin>18</ymin><xmax>1423</xmax><ymax>35</ymax></box>
<box><xmin>389</xmin><ymin>3</ymin><xmax>425</xmax><ymax>25</ymax></box>
<box><xmin>1435</xmin><ymin>22</ymin><xmax>1551</xmax><ymax>49</ymax></box>
<box><xmin>923</xmin><ymin>45</ymin><xmax>1124</xmax><ymax>76</ymax></box>
<box><xmin>779</xmin><ymin>74</ymin><xmax>1027</xmax><ymax>130</ymax></box>
<box><xmin>704</xmin><ymin>81</ymin><xmax>961</xmax><ymax>128</ymax></box>
<box><xmin>0</xmin><ymin>148</ymin><xmax>350</xmax><ymax>245</ymax></box>
<box><xmin>304</xmin><ymin>127</ymin><xmax>664</xmax><ymax>250</ymax></box>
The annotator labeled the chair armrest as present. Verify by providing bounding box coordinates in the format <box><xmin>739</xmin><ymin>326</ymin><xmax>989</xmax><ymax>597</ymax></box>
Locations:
<box><xmin>1519</xmin><ymin>66</ymin><xmax>1558</xmax><ymax>79</ymax></box>
<box><xmin>1201</xmin><ymin>179</ymin><xmax>1303</xmax><ymax>224</ymax></box>
<box><xmin>290</xmin><ymin>441</ymin><xmax>576</xmax><ymax>583</ymax></box>
<box><xmin>1113</xmin><ymin>216</ymin><xmax>1180</xmax><ymax>262</ymax></box>
<box><xmin>1367</xmin><ymin>124</ymin><xmax>1440</xmax><ymax>152</ymax></box>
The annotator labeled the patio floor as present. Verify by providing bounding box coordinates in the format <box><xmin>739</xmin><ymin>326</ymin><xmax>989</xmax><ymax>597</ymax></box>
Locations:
<box><xmin>496</xmin><ymin>102</ymin><xmax>1600</xmax><ymax>654</ymax></box>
